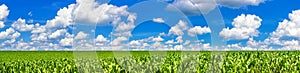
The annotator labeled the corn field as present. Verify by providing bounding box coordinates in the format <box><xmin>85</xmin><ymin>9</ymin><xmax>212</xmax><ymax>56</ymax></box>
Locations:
<box><xmin>1</xmin><ymin>51</ymin><xmax>300</xmax><ymax>72</ymax></box>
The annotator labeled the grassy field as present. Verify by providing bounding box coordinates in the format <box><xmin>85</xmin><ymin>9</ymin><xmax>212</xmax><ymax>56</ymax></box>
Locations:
<box><xmin>1</xmin><ymin>51</ymin><xmax>300</xmax><ymax>72</ymax></box>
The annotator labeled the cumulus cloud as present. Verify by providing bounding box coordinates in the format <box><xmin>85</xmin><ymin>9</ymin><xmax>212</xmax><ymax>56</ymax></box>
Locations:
<box><xmin>48</xmin><ymin>29</ymin><xmax>67</xmax><ymax>39</ymax></box>
<box><xmin>281</xmin><ymin>40</ymin><xmax>299</xmax><ymax>46</ymax></box>
<box><xmin>31</xmin><ymin>24</ymin><xmax>46</xmax><ymax>34</ymax></box>
<box><xmin>26</xmin><ymin>3</ymin><xmax>74</xmax><ymax>46</ymax></box>
<box><xmin>0</xmin><ymin>21</ymin><xmax>4</xmax><ymax>28</ymax></box>
<box><xmin>129</xmin><ymin>40</ymin><xmax>141</xmax><ymax>46</ymax></box>
<box><xmin>15</xmin><ymin>39</ymin><xmax>32</xmax><ymax>50</ymax></box>
<box><xmin>169</xmin><ymin>0</ymin><xmax>265</xmax><ymax>15</ymax></box>
<box><xmin>187</xmin><ymin>42</ymin><xmax>211</xmax><ymax>50</ymax></box>
<box><xmin>168</xmin><ymin>0</ymin><xmax>217</xmax><ymax>15</ymax></box>
<box><xmin>30</xmin><ymin>24</ymin><xmax>48</xmax><ymax>42</ymax></box>
<box><xmin>151</xmin><ymin>42</ymin><xmax>163</xmax><ymax>49</ymax></box>
<box><xmin>271</xmin><ymin>10</ymin><xmax>300</xmax><ymax>39</ymax></box>
<box><xmin>45</xmin><ymin>4</ymin><xmax>75</xmax><ymax>28</ymax></box>
<box><xmin>152</xmin><ymin>18</ymin><xmax>165</xmax><ymax>23</ymax></box>
<box><xmin>11</xmin><ymin>31</ymin><xmax>20</xmax><ymax>39</ymax></box>
<box><xmin>0</xmin><ymin>4</ymin><xmax>9</xmax><ymax>20</ymax></box>
<box><xmin>0</xmin><ymin>28</ymin><xmax>20</xmax><ymax>39</ymax></box>
<box><xmin>279</xmin><ymin>40</ymin><xmax>300</xmax><ymax>50</ymax></box>
<box><xmin>0</xmin><ymin>0</ymin><xmax>138</xmax><ymax>50</ymax></box>
<box><xmin>152</xmin><ymin>36</ymin><xmax>164</xmax><ymax>42</ymax></box>
<box><xmin>60</xmin><ymin>38</ymin><xmax>73</xmax><ymax>46</ymax></box>
<box><xmin>265</xmin><ymin>10</ymin><xmax>300</xmax><ymax>49</ymax></box>
<box><xmin>73</xmin><ymin>0</ymin><xmax>131</xmax><ymax>25</ymax></box>
<box><xmin>0</xmin><ymin>0</ymin><xmax>275</xmax><ymax>51</ymax></box>
<box><xmin>113</xmin><ymin>14</ymin><xmax>136</xmax><ymax>37</ymax></box>
<box><xmin>31</xmin><ymin>33</ymin><xmax>48</xmax><ymax>41</ymax></box>
<box><xmin>168</xmin><ymin>20</ymin><xmax>189</xmax><ymax>36</ymax></box>
<box><xmin>114</xmin><ymin>22</ymin><xmax>135</xmax><ymax>34</ymax></box>
<box><xmin>11</xmin><ymin>18</ymin><xmax>34</xmax><ymax>32</ymax></box>
<box><xmin>165</xmin><ymin>40</ymin><xmax>177</xmax><ymax>45</ymax></box>
<box><xmin>188</xmin><ymin>26</ymin><xmax>211</xmax><ymax>37</ymax></box>
<box><xmin>0</xmin><ymin>4</ymin><xmax>9</xmax><ymax>28</ymax></box>
<box><xmin>216</xmin><ymin>0</ymin><xmax>265</xmax><ymax>8</ymax></box>
<box><xmin>95</xmin><ymin>35</ymin><xmax>109</xmax><ymax>43</ymax></box>
<box><xmin>247</xmin><ymin>38</ymin><xmax>261</xmax><ymax>48</ymax></box>
<box><xmin>220</xmin><ymin>14</ymin><xmax>262</xmax><ymax>40</ymax></box>
<box><xmin>175</xmin><ymin>36</ymin><xmax>183</xmax><ymax>43</ymax></box>
<box><xmin>173</xmin><ymin>45</ymin><xmax>183</xmax><ymax>50</ymax></box>
<box><xmin>111</xmin><ymin>37</ymin><xmax>128</xmax><ymax>46</ymax></box>
<box><xmin>128</xmin><ymin>39</ymin><xmax>152</xmax><ymax>50</ymax></box>
<box><xmin>75</xmin><ymin>31</ymin><xmax>88</xmax><ymax>39</ymax></box>
<box><xmin>0</xmin><ymin>28</ymin><xmax>20</xmax><ymax>45</ymax></box>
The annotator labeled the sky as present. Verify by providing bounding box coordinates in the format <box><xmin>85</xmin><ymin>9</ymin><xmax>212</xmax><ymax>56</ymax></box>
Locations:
<box><xmin>0</xmin><ymin>0</ymin><xmax>300</xmax><ymax>51</ymax></box>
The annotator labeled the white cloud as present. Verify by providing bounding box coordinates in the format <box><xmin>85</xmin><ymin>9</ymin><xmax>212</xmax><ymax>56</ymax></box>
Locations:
<box><xmin>0</xmin><ymin>21</ymin><xmax>4</xmax><ymax>28</ymax></box>
<box><xmin>75</xmin><ymin>31</ymin><xmax>88</xmax><ymax>39</ymax></box>
<box><xmin>187</xmin><ymin>42</ymin><xmax>211</xmax><ymax>50</ymax></box>
<box><xmin>129</xmin><ymin>40</ymin><xmax>141</xmax><ymax>46</ymax></box>
<box><xmin>227</xmin><ymin>43</ymin><xmax>242</xmax><ymax>48</ymax></box>
<box><xmin>279</xmin><ymin>40</ymin><xmax>300</xmax><ymax>50</ymax></box>
<box><xmin>202</xmin><ymin>43</ymin><xmax>211</xmax><ymax>49</ymax></box>
<box><xmin>188</xmin><ymin>26</ymin><xmax>211</xmax><ymax>37</ymax></box>
<box><xmin>45</xmin><ymin>4</ymin><xmax>75</xmax><ymax>28</ymax></box>
<box><xmin>165</xmin><ymin>40</ymin><xmax>177</xmax><ymax>45</ymax></box>
<box><xmin>152</xmin><ymin>36</ymin><xmax>164</xmax><ymax>42</ymax></box>
<box><xmin>31</xmin><ymin>24</ymin><xmax>46</xmax><ymax>34</ymax></box>
<box><xmin>15</xmin><ymin>40</ymin><xmax>31</xmax><ymax>50</ymax></box>
<box><xmin>271</xmin><ymin>10</ymin><xmax>300</xmax><ymax>39</ymax></box>
<box><xmin>60</xmin><ymin>38</ymin><xmax>73</xmax><ymax>46</ymax></box>
<box><xmin>0</xmin><ymin>4</ymin><xmax>9</xmax><ymax>28</ymax></box>
<box><xmin>95</xmin><ymin>35</ymin><xmax>109</xmax><ymax>43</ymax></box>
<box><xmin>114</xmin><ymin>22</ymin><xmax>135</xmax><ymax>33</ymax></box>
<box><xmin>183</xmin><ymin>40</ymin><xmax>190</xmax><ymax>45</ymax></box>
<box><xmin>48</xmin><ymin>29</ymin><xmax>67</xmax><ymax>39</ymax></box>
<box><xmin>31</xmin><ymin>33</ymin><xmax>48</xmax><ymax>41</ymax></box>
<box><xmin>128</xmin><ymin>39</ymin><xmax>152</xmax><ymax>50</ymax></box>
<box><xmin>1</xmin><ymin>0</ymin><xmax>274</xmax><ymax>51</ymax></box>
<box><xmin>176</xmin><ymin>36</ymin><xmax>183</xmax><ymax>43</ymax></box>
<box><xmin>152</xmin><ymin>18</ymin><xmax>165</xmax><ymax>23</ymax></box>
<box><xmin>220</xmin><ymin>14</ymin><xmax>262</xmax><ymax>40</ymax></box>
<box><xmin>113</xmin><ymin>14</ymin><xmax>136</xmax><ymax>37</ymax></box>
<box><xmin>169</xmin><ymin>0</ymin><xmax>265</xmax><ymax>15</ymax></box>
<box><xmin>111</xmin><ymin>37</ymin><xmax>128</xmax><ymax>46</ymax></box>
<box><xmin>151</xmin><ymin>42</ymin><xmax>163</xmax><ymax>49</ymax></box>
<box><xmin>245</xmin><ymin>38</ymin><xmax>268</xmax><ymax>50</ymax></box>
<box><xmin>73</xmin><ymin>0</ymin><xmax>130</xmax><ymax>25</ymax></box>
<box><xmin>174</xmin><ymin>45</ymin><xmax>183</xmax><ymax>50</ymax></box>
<box><xmin>0</xmin><ymin>4</ymin><xmax>9</xmax><ymax>20</ymax></box>
<box><xmin>111</xmin><ymin>31</ymin><xmax>133</xmax><ymax>37</ymax></box>
<box><xmin>168</xmin><ymin>20</ymin><xmax>189</xmax><ymax>36</ymax></box>
<box><xmin>0</xmin><ymin>28</ymin><xmax>20</xmax><ymax>39</ymax></box>
<box><xmin>168</xmin><ymin>0</ymin><xmax>217</xmax><ymax>15</ymax></box>
<box><xmin>281</xmin><ymin>40</ymin><xmax>299</xmax><ymax>46</ymax></box>
<box><xmin>11</xmin><ymin>31</ymin><xmax>20</xmax><ymax>39</ymax></box>
<box><xmin>11</xmin><ymin>18</ymin><xmax>34</xmax><ymax>32</ymax></box>
<box><xmin>3</xmin><ymin>32</ymin><xmax>20</xmax><ymax>44</ymax></box>
<box><xmin>247</xmin><ymin>38</ymin><xmax>260</xmax><ymax>47</ymax></box>
<box><xmin>263</xmin><ymin>10</ymin><xmax>300</xmax><ymax>49</ymax></box>
<box><xmin>4</xmin><ymin>39</ymin><xmax>16</xmax><ymax>44</ymax></box>
<box><xmin>28</xmin><ymin>3</ymin><xmax>74</xmax><ymax>44</ymax></box>
<box><xmin>216</xmin><ymin>0</ymin><xmax>265</xmax><ymax>8</ymax></box>
<box><xmin>0</xmin><ymin>0</ymin><xmax>138</xmax><ymax>50</ymax></box>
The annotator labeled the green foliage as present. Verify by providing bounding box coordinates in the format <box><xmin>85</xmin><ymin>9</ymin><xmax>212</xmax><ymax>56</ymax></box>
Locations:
<box><xmin>0</xmin><ymin>51</ymin><xmax>300</xmax><ymax>72</ymax></box>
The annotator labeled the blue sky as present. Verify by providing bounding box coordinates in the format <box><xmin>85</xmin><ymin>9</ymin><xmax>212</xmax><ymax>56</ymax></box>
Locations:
<box><xmin>0</xmin><ymin>0</ymin><xmax>300</xmax><ymax>50</ymax></box>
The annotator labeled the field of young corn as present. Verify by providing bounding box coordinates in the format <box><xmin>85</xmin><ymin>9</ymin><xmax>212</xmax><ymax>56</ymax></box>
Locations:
<box><xmin>1</xmin><ymin>51</ymin><xmax>300</xmax><ymax>72</ymax></box>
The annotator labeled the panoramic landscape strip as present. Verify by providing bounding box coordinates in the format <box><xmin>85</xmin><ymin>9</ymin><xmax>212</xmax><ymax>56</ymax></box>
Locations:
<box><xmin>1</xmin><ymin>0</ymin><xmax>300</xmax><ymax>72</ymax></box>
